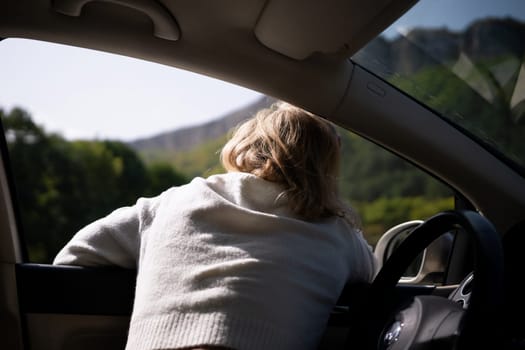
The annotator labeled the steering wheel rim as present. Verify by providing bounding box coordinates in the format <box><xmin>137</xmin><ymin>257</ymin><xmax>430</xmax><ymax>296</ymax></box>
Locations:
<box><xmin>346</xmin><ymin>210</ymin><xmax>504</xmax><ymax>349</ymax></box>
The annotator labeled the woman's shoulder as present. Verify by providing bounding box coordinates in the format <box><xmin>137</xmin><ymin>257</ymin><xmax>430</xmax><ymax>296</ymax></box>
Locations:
<box><xmin>155</xmin><ymin>172</ymin><xmax>277</xmax><ymax>205</ymax></box>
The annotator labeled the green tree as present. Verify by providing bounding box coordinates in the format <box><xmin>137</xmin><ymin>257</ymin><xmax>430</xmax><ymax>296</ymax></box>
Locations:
<box><xmin>145</xmin><ymin>162</ymin><xmax>188</xmax><ymax>196</ymax></box>
<box><xmin>1</xmin><ymin>107</ymin><xmax>187</xmax><ymax>263</ymax></box>
<box><xmin>338</xmin><ymin>130</ymin><xmax>451</xmax><ymax>202</ymax></box>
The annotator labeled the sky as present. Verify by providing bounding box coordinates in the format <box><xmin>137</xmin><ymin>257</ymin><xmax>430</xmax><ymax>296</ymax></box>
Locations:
<box><xmin>1</xmin><ymin>0</ymin><xmax>524</xmax><ymax>141</ymax></box>
<box><xmin>0</xmin><ymin>40</ymin><xmax>263</xmax><ymax>141</ymax></box>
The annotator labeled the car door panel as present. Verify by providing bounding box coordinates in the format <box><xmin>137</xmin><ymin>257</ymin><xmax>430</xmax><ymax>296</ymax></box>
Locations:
<box><xmin>15</xmin><ymin>263</ymin><xmax>445</xmax><ymax>349</ymax></box>
<box><xmin>16</xmin><ymin>265</ymin><xmax>134</xmax><ymax>350</ymax></box>
<box><xmin>16</xmin><ymin>264</ymin><xmax>135</xmax><ymax>316</ymax></box>
<box><xmin>25</xmin><ymin>314</ymin><xmax>129</xmax><ymax>350</ymax></box>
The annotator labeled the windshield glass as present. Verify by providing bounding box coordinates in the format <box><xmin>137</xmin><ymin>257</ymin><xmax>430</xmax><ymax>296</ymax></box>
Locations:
<box><xmin>353</xmin><ymin>0</ymin><xmax>525</xmax><ymax>173</ymax></box>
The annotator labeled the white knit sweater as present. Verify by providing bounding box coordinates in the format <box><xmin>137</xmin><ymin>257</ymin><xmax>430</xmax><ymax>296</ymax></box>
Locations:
<box><xmin>54</xmin><ymin>172</ymin><xmax>376</xmax><ymax>350</ymax></box>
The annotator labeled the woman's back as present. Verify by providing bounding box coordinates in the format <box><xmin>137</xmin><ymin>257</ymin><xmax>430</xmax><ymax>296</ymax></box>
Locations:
<box><xmin>54</xmin><ymin>102</ymin><xmax>377</xmax><ymax>350</ymax></box>
<box><xmin>126</xmin><ymin>172</ymin><xmax>375</xmax><ymax>349</ymax></box>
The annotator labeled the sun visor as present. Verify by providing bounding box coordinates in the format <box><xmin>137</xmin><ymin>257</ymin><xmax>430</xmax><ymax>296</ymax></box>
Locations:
<box><xmin>254</xmin><ymin>0</ymin><xmax>417</xmax><ymax>60</ymax></box>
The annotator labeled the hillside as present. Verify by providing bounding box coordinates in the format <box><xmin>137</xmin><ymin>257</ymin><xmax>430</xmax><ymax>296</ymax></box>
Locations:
<box><xmin>130</xmin><ymin>96</ymin><xmax>276</xmax><ymax>153</ymax></box>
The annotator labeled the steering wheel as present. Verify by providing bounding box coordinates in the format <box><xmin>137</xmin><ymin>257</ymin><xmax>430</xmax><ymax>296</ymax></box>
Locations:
<box><xmin>346</xmin><ymin>210</ymin><xmax>504</xmax><ymax>349</ymax></box>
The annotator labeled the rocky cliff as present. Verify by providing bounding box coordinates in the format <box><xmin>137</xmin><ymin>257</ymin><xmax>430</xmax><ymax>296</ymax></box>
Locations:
<box><xmin>354</xmin><ymin>17</ymin><xmax>525</xmax><ymax>75</ymax></box>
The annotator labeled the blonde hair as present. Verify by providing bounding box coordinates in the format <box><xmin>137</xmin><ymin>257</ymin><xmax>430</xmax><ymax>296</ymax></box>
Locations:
<box><xmin>221</xmin><ymin>101</ymin><xmax>356</xmax><ymax>223</ymax></box>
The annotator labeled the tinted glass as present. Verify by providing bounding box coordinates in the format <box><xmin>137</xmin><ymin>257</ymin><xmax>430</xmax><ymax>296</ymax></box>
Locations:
<box><xmin>353</xmin><ymin>0</ymin><xmax>525</xmax><ymax>172</ymax></box>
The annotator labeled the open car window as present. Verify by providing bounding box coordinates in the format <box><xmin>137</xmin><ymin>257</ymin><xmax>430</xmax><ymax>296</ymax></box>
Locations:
<box><xmin>1</xmin><ymin>38</ymin><xmax>453</xmax><ymax>285</ymax></box>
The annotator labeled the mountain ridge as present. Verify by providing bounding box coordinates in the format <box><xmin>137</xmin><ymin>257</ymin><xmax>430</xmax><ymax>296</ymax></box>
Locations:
<box><xmin>130</xmin><ymin>96</ymin><xmax>276</xmax><ymax>153</ymax></box>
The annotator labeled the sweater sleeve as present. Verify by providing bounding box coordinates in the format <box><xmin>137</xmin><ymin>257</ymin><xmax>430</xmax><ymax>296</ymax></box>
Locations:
<box><xmin>349</xmin><ymin>229</ymin><xmax>379</xmax><ymax>283</ymax></box>
<box><xmin>361</xmin><ymin>231</ymin><xmax>379</xmax><ymax>282</ymax></box>
<box><xmin>53</xmin><ymin>197</ymin><xmax>154</xmax><ymax>268</ymax></box>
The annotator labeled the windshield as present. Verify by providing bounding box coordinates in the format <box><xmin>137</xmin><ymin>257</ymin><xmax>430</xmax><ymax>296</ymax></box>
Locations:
<box><xmin>353</xmin><ymin>0</ymin><xmax>525</xmax><ymax>173</ymax></box>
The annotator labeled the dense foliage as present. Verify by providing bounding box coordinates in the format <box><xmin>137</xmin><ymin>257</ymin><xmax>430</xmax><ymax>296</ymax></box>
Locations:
<box><xmin>337</xmin><ymin>131</ymin><xmax>453</xmax><ymax>241</ymax></box>
<box><xmin>139</xmin><ymin>134</ymin><xmax>229</xmax><ymax>179</ymax></box>
<box><xmin>1</xmin><ymin>107</ymin><xmax>187</xmax><ymax>262</ymax></box>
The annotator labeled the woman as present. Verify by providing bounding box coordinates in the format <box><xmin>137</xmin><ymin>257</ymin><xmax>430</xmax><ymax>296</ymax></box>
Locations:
<box><xmin>54</xmin><ymin>101</ymin><xmax>376</xmax><ymax>350</ymax></box>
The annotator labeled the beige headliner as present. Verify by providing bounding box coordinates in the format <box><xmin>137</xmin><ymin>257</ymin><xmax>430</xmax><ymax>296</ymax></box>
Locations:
<box><xmin>1</xmin><ymin>0</ymin><xmax>414</xmax><ymax>115</ymax></box>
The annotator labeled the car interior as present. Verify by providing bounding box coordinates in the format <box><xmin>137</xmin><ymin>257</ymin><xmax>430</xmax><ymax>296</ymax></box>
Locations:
<box><xmin>1</xmin><ymin>0</ymin><xmax>525</xmax><ymax>349</ymax></box>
